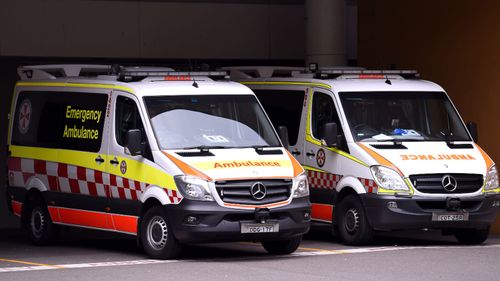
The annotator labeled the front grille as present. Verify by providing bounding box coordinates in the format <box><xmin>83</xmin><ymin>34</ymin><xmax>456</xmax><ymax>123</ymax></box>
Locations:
<box><xmin>215</xmin><ymin>179</ymin><xmax>292</xmax><ymax>205</ymax></box>
<box><xmin>409</xmin><ymin>173</ymin><xmax>483</xmax><ymax>194</ymax></box>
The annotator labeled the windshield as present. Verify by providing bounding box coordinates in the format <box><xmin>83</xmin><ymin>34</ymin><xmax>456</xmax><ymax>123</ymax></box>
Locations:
<box><xmin>339</xmin><ymin>91</ymin><xmax>471</xmax><ymax>142</ymax></box>
<box><xmin>144</xmin><ymin>95</ymin><xmax>281</xmax><ymax>149</ymax></box>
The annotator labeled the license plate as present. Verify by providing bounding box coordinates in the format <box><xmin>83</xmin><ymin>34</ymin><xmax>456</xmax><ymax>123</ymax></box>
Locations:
<box><xmin>241</xmin><ymin>222</ymin><xmax>279</xmax><ymax>234</ymax></box>
<box><xmin>432</xmin><ymin>212</ymin><xmax>469</xmax><ymax>221</ymax></box>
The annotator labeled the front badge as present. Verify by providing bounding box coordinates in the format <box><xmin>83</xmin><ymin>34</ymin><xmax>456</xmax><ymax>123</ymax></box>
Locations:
<box><xmin>316</xmin><ymin>148</ymin><xmax>326</xmax><ymax>167</ymax></box>
<box><xmin>120</xmin><ymin>160</ymin><xmax>127</xmax><ymax>175</ymax></box>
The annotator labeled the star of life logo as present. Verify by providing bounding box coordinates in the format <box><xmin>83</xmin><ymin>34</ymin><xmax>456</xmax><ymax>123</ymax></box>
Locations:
<box><xmin>18</xmin><ymin>99</ymin><xmax>32</xmax><ymax>134</ymax></box>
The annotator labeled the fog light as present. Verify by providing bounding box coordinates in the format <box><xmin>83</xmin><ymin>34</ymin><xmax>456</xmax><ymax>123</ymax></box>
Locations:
<box><xmin>304</xmin><ymin>211</ymin><xmax>311</xmax><ymax>220</ymax></box>
<box><xmin>185</xmin><ymin>216</ymin><xmax>199</xmax><ymax>225</ymax></box>
<box><xmin>492</xmin><ymin>201</ymin><xmax>500</xmax><ymax>208</ymax></box>
<box><xmin>387</xmin><ymin>201</ymin><xmax>398</xmax><ymax>209</ymax></box>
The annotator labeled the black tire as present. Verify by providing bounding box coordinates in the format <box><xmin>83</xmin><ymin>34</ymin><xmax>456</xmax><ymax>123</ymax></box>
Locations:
<box><xmin>336</xmin><ymin>194</ymin><xmax>373</xmax><ymax>245</ymax></box>
<box><xmin>140</xmin><ymin>206</ymin><xmax>181</xmax><ymax>259</ymax></box>
<box><xmin>454</xmin><ymin>227</ymin><xmax>490</xmax><ymax>245</ymax></box>
<box><xmin>26</xmin><ymin>201</ymin><xmax>58</xmax><ymax>245</ymax></box>
<box><xmin>262</xmin><ymin>235</ymin><xmax>302</xmax><ymax>255</ymax></box>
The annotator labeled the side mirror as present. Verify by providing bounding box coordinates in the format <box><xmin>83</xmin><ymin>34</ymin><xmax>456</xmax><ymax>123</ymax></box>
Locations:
<box><xmin>278</xmin><ymin>126</ymin><xmax>290</xmax><ymax>149</ymax></box>
<box><xmin>125</xmin><ymin>129</ymin><xmax>143</xmax><ymax>156</ymax></box>
<box><xmin>322</xmin><ymin>122</ymin><xmax>339</xmax><ymax>147</ymax></box>
<box><xmin>466</xmin><ymin>122</ymin><xmax>478</xmax><ymax>142</ymax></box>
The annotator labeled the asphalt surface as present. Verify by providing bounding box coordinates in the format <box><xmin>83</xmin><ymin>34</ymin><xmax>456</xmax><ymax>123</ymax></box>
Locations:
<box><xmin>1</xmin><ymin>224</ymin><xmax>499</xmax><ymax>281</ymax></box>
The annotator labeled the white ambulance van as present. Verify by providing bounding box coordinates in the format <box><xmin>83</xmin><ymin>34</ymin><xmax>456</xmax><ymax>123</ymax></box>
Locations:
<box><xmin>6</xmin><ymin>65</ymin><xmax>311</xmax><ymax>258</ymax></box>
<box><xmin>224</xmin><ymin>66</ymin><xmax>500</xmax><ymax>245</ymax></box>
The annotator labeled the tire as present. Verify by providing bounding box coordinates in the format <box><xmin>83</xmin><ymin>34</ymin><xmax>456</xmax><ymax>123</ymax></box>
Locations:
<box><xmin>140</xmin><ymin>206</ymin><xmax>181</xmax><ymax>259</ymax></box>
<box><xmin>26</xmin><ymin>201</ymin><xmax>58</xmax><ymax>245</ymax></box>
<box><xmin>262</xmin><ymin>235</ymin><xmax>302</xmax><ymax>255</ymax></box>
<box><xmin>336</xmin><ymin>194</ymin><xmax>373</xmax><ymax>245</ymax></box>
<box><xmin>454</xmin><ymin>227</ymin><xmax>490</xmax><ymax>245</ymax></box>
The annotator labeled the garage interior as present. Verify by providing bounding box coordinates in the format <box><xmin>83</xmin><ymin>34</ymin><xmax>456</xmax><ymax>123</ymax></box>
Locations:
<box><xmin>1</xmin><ymin>0</ymin><xmax>499</xmax><ymax>237</ymax></box>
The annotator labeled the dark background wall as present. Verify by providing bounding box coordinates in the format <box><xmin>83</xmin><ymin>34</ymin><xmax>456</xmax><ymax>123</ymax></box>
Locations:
<box><xmin>358</xmin><ymin>0</ymin><xmax>500</xmax><ymax>232</ymax></box>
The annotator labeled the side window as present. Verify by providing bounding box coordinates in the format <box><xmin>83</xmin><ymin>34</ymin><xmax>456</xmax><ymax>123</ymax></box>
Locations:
<box><xmin>253</xmin><ymin>90</ymin><xmax>305</xmax><ymax>146</ymax></box>
<box><xmin>312</xmin><ymin>92</ymin><xmax>348</xmax><ymax>152</ymax></box>
<box><xmin>115</xmin><ymin>96</ymin><xmax>145</xmax><ymax>147</ymax></box>
<box><xmin>12</xmin><ymin>91</ymin><xmax>107</xmax><ymax>152</ymax></box>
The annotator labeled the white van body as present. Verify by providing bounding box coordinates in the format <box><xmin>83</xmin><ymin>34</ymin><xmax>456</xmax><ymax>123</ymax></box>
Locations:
<box><xmin>225</xmin><ymin>66</ymin><xmax>500</xmax><ymax>245</ymax></box>
<box><xmin>6</xmin><ymin>65</ymin><xmax>310</xmax><ymax>258</ymax></box>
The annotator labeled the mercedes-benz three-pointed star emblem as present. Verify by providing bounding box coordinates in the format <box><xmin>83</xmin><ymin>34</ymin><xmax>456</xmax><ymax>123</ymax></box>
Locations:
<box><xmin>250</xmin><ymin>182</ymin><xmax>267</xmax><ymax>200</ymax></box>
<box><xmin>441</xmin><ymin>175</ymin><xmax>458</xmax><ymax>192</ymax></box>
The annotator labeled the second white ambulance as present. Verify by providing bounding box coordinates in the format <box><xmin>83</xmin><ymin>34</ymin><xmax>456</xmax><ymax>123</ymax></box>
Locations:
<box><xmin>225</xmin><ymin>66</ymin><xmax>500</xmax><ymax>245</ymax></box>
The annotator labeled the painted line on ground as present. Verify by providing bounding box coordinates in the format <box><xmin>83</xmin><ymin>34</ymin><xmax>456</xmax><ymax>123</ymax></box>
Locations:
<box><xmin>0</xmin><ymin>259</ymin><xmax>180</xmax><ymax>273</ymax></box>
<box><xmin>0</xmin><ymin>258</ymin><xmax>64</xmax><ymax>269</ymax></box>
<box><xmin>1</xmin><ymin>244</ymin><xmax>500</xmax><ymax>273</ymax></box>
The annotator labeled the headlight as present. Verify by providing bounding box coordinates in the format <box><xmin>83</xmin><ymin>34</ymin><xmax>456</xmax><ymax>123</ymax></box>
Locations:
<box><xmin>484</xmin><ymin>165</ymin><xmax>499</xmax><ymax>191</ymax></box>
<box><xmin>174</xmin><ymin>175</ymin><xmax>214</xmax><ymax>201</ymax></box>
<box><xmin>370</xmin><ymin>166</ymin><xmax>409</xmax><ymax>192</ymax></box>
<box><xmin>293</xmin><ymin>173</ymin><xmax>309</xmax><ymax>198</ymax></box>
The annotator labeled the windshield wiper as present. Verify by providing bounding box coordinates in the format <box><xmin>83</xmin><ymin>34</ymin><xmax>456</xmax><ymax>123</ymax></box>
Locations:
<box><xmin>182</xmin><ymin>145</ymin><xmax>227</xmax><ymax>151</ymax></box>
<box><xmin>238</xmin><ymin>145</ymin><xmax>283</xmax><ymax>155</ymax></box>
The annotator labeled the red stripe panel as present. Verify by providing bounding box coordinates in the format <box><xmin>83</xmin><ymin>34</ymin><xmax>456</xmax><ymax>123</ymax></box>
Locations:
<box><xmin>58</xmin><ymin>163</ymin><xmax>68</xmax><ymax>178</ymax></box>
<box><xmin>118</xmin><ymin>187</ymin><xmax>126</xmax><ymax>200</ymax></box>
<box><xmin>87</xmin><ymin>182</ymin><xmax>98</xmax><ymax>196</ymax></box>
<box><xmin>11</xmin><ymin>201</ymin><xmax>22</xmax><ymax>217</ymax></box>
<box><xmin>69</xmin><ymin>179</ymin><xmax>80</xmax><ymax>194</ymax></box>
<box><xmin>34</xmin><ymin>159</ymin><xmax>47</xmax><ymax>174</ymax></box>
<box><xmin>110</xmin><ymin>174</ymin><xmax>117</xmax><ymax>187</ymax></box>
<box><xmin>134</xmin><ymin>181</ymin><xmax>141</xmax><ymax>191</ymax></box>
<box><xmin>57</xmin><ymin>208</ymin><xmax>109</xmax><ymax>229</ymax></box>
<box><xmin>311</xmin><ymin>203</ymin><xmax>333</xmax><ymax>222</ymax></box>
<box><xmin>77</xmin><ymin>166</ymin><xmax>87</xmax><ymax>181</ymax></box>
<box><xmin>123</xmin><ymin>179</ymin><xmax>130</xmax><ymax>190</ymax></box>
<box><xmin>47</xmin><ymin>206</ymin><xmax>61</xmax><ymax>222</ymax></box>
<box><xmin>7</xmin><ymin>157</ymin><xmax>22</xmax><ymax>172</ymax></box>
<box><xmin>130</xmin><ymin>190</ymin><xmax>138</xmax><ymax>201</ymax></box>
<box><xmin>94</xmin><ymin>170</ymin><xmax>103</xmax><ymax>184</ymax></box>
<box><xmin>48</xmin><ymin>175</ymin><xmax>58</xmax><ymax>191</ymax></box>
<box><xmin>112</xmin><ymin>214</ymin><xmax>138</xmax><ymax>234</ymax></box>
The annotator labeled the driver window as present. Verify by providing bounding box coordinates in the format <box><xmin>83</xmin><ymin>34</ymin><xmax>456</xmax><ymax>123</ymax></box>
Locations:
<box><xmin>115</xmin><ymin>96</ymin><xmax>146</xmax><ymax>147</ymax></box>
<box><xmin>115</xmin><ymin>96</ymin><xmax>154</xmax><ymax>160</ymax></box>
<box><xmin>311</xmin><ymin>92</ymin><xmax>348</xmax><ymax>151</ymax></box>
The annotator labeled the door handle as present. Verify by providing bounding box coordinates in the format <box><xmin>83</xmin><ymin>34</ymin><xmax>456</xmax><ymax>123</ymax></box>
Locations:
<box><xmin>95</xmin><ymin>155</ymin><xmax>105</xmax><ymax>164</ymax></box>
<box><xmin>306</xmin><ymin>151</ymin><xmax>316</xmax><ymax>157</ymax></box>
<box><xmin>110</xmin><ymin>157</ymin><xmax>119</xmax><ymax>166</ymax></box>
<box><xmin>291</xmin><ymin>151</ymin><xmax>301</xmax><ymax>156</ymax></box>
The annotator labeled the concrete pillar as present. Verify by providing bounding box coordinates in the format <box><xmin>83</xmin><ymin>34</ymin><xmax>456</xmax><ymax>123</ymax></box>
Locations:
<box><xmin>306</xmin><ymin>0</ymin><xmax>347</xmax><ymax>67</ymax></box>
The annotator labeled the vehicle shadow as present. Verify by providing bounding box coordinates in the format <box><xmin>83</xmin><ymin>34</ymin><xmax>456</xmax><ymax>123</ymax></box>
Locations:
<box><xmin>304</xmin><ymin>224</ymin><xmax>462</xmax><ymax>247</ymax></box>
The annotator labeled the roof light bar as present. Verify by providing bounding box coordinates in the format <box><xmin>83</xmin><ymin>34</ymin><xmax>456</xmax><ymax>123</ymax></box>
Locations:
<box><xmin>315</xmin><ymin>69</ymin><xmax>419</xmax><ymax>80</ymax></box>
<box><xmin>118</xmin><ymin>71</ymin><xmax>229</xmax><ymax>82</ymax></box>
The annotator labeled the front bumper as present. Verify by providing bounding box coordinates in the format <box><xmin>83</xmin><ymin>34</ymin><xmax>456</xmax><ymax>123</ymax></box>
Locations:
<box><xmin>361</xmin><ymin>193</ymin><xmax>500</xmax><ymax>231</ymax></box>
<box><xmin>165</xmin><ymin>197</ymin><xmax>311</xmax><ymax>243</ymax></box>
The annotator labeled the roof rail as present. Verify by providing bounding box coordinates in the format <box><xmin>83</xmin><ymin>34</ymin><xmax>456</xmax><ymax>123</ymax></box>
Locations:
<box><xmin>18</xmin><ymin>64</ymin><xmax>113</xmax><ymax>80</ymax></box>
<box><xmin>315</xmin><ymin>69</ymin><xmax>420</xmax><ymax>80</ymax></box>
<box><xmin>117</xmin><ymin>70</ymin><xmax>229</xmax><ymax>82</ymax></box>
<box><xmin>221</xmin><ymin>66</ymin><xmax>305</xmax><ymax>79</ymax></box>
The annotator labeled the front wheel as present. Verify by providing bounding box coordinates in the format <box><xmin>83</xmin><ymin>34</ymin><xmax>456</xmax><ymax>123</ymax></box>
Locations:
<box><xmin>454</xmin><ymin>227</ymin><xmax>490</xmax><ymax>245</ymax></box>
<box><xmin>262</xmin><ymin>235</ymin><xmax>302</xmax><ymax>255</ymax></box>
<box><xmin>140</xmin><ymin>206</ymin><xmax>181</xmax><ymax>259</ymax></box>
<box><xmin>336</xmin><ymin>194</ymin><xmax>373</xmax><ymax>245</ymax></box>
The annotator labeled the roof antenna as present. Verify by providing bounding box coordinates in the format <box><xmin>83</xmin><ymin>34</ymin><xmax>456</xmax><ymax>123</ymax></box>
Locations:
<box><xmin>385</xmin><ymin>75</ymin><xmax>392</xmax><ymax>85</ymax></box>
<box><xmin>189</xmin><ymin>59</ymin><xmax>199</xmax><ymax>88</ymax></box>
<box><xmin>385</xmin><ymin>63</ymin><xmax>396</xmax><ymax>85</ymax></box>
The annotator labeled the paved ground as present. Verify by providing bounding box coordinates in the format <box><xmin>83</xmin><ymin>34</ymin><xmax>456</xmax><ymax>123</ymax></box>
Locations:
<box><xmin>1</xmin><ymin>224</ymin><xmax>500</xmax><ymax>281</ymax></box>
